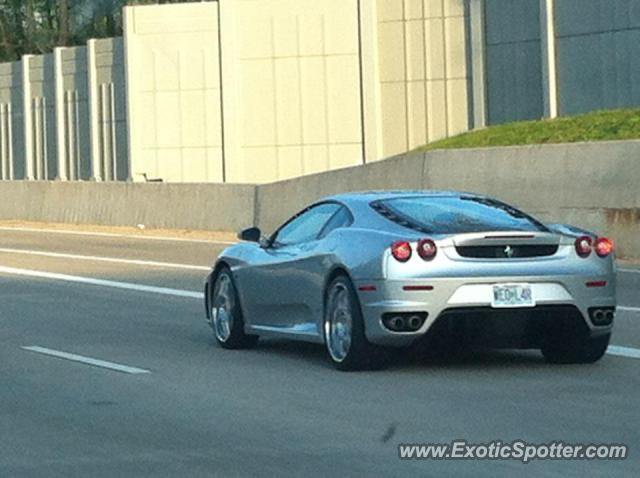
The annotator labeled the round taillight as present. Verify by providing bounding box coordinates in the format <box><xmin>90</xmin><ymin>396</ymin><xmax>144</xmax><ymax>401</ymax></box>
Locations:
<box><xmin>595</xmin><ymin>237</ymin><xmax>614</xmax><ymax>257</ymax></box>
<box><xmin>417</xmin><ymin>239</ymin><xmax>437</xmax><ymax>261</ymax></box>
<box><xmin>391</xmin><ymin>241</ymin><xmax>412</xmax><ymax>262</ymax></box>
<box><xmin>575</xmin><ymin>236</ymin><xmax>593</xmax><ymax>258</ymax></box>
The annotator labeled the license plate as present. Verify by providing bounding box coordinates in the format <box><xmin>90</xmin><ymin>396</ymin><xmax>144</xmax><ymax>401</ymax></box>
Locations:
<box><xmin>491</xmin><ymin>284</ymin><xmax>535</xmax><ymax>308</ymax></box>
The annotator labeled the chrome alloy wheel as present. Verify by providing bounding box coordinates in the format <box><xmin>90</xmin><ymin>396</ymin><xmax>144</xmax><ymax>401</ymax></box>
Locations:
<box><xmin>212</xmin><ymin>273</ymin><xmax>235</xmax><ymax>343</ymax></box>
<box><xmin>325</xmin><ymin>283</ymin><xmax>353</xmax><ymax>362</ymax></box>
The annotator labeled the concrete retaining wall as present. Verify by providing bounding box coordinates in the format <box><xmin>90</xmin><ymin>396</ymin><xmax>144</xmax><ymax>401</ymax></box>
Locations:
<box><xmin>0</xmin><ymin>181</ymin><xmax>256</xmax><ymax>232</ymax></box>
<box><xmin>0</xmin><ymin>141</ymin><xmax>638</xmax><ymax>258</ymax></box>
<box><xmin>256</xmin><ymin>140</ymin><xmax>640</xmax><ymax>259</ymax></box>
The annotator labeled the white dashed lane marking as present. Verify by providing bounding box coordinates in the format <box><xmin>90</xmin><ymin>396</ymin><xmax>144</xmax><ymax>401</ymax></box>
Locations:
<box><xmin>22</xmin><ymin>346</ymin><xmax>151</xmax><ymax>374</ymax></box>
<box><xmin>0</xmin><ymin>265</ymin><xmax>204</xmax><ymax>299</ymax></box>
<box><xmin>606</xmin><ymin>346</ymin><xmax>640</xmax><ymax>360</ymax></box>
<box><xmin>618</xmin><ymin>306</ymin><xmax>640</xmax><ymax>313</ymax></box>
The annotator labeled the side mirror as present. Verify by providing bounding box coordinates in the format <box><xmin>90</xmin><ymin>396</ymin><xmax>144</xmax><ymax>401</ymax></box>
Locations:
<box><xmin>238</xmin><ymin>227</ymin><xmax>261</xmax><ymax>243</ymax></box>
<box><xmin>259</xmin><ymin>236</ymin><xmax>272</xmax><ymax>249</ymax></box>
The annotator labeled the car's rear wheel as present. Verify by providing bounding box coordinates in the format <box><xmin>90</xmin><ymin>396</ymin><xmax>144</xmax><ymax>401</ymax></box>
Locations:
<box><xmin>210</xmin><ymin>268</ymin><xmax>258</xmax><ymax>349</ymax></box>
<box><xmin>541</xmin><ymin>333</ymin><xmax>610</xmax><ymax>364</ymax></box>
<box><xmin>323</xmin><ymin>275</ymin><xmax>386</xmax><ymax>371</ymax></box>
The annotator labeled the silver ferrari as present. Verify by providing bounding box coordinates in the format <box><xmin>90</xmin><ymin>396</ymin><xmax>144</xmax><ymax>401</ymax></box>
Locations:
<box><xmin>204</xmin><ymin>191</ymin><xmax>616</xmax><ymax>370</ymax></box>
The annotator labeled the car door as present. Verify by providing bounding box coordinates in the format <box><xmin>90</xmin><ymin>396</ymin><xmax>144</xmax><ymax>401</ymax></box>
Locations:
<box><xmin>234</xmin><ymin>203</ymin><xmax>342</xmax><ymax>334</ymax></box>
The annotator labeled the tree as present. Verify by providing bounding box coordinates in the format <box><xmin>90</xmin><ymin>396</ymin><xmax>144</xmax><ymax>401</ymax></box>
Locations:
<box><xmin>0</xmin><ymin>0</ymin><xmax>62</xmax><ymax>61</ymax></box>
<box><xmin>0</xmin><ymin>0</ymin><xmax>214</xmax><ymax>62</ymax></box>
<box><xmin>58</xmin><ymin>0</ymin><xmax>70</xmax><ymax>45</ymax></box>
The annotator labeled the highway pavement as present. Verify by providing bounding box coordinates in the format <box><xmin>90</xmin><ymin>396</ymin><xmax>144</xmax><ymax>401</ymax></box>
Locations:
<box><xmin>0</xmin><ymin>226</ymin><xmax>639</xmax><ymax>477</ymax></box>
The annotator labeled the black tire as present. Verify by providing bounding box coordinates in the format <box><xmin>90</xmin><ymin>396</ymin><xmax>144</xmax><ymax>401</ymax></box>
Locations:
<box><xmin>541</xmin><ymin>333</ymin><xmax>610</xmax><ymax>364</ymax></box>
<box><xmin>210</xmin><ymin>268</ymin><xmax>258</xmax><ymax>349</ymax></box>
<box><xmin>323</xmin><ymin>275</ymin><xmax>387</xmax><ymax>371</ymax></box>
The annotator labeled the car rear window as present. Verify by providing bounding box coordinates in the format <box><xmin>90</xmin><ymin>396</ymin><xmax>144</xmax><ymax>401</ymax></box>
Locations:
<box><xmin>370</xmin><ymin>196</ymin><xmax>549</xmax><ymax>234</ymax></box>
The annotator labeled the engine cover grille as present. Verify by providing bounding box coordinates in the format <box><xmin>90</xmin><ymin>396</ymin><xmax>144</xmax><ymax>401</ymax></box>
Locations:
<box><xmin>455</xmin><ymin>244</ymin><xmax>559</xmax><ymax>259</ymax></box>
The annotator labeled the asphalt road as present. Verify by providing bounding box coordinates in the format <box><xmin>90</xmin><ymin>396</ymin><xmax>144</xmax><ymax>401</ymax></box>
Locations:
<box><xmin>1</xmin><ymin>227</ymin><xmax>638</xmax><ymax>477</ymax></box>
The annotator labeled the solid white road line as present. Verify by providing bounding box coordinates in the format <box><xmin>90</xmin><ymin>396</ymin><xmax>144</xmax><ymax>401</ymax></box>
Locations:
<box><xmin>606</xmin><ymin>345</ymin><xmax>640</xmax><ymax>360</ymax></box>
<box><xmin>0</xmin><ymin>247</ymin><xmax>210</xmax><ymax>271</ymax></box>
<box><xmin>21</xmin><ymin>346</ymin><xmax>151</xmax><ymax>374</ymax></box>
<box><xmin>0</xmin><ymin>265</ymin><xmax>203</xmax><ymax>299</ymax></box>
<box><xmin>3</xmin><ymin>265</ymin><xmax>640</xmax><ymax>362</ymax></box>
<box><xmin>0</xmin><ymin>226</ymin><xmax>236</xmax><ymax>245</ymax></box>
<box><xmin>618</xmin><ymin>306</ymin><xmax>640</xmax><ymax>313</ymax></box>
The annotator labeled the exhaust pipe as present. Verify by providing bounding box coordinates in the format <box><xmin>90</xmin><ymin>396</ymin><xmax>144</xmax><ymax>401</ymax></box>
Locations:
<box><xmin>593</xmin><ymin>310</ymin><xmax>605</xmax><ymax>323</ymax></box>
<box><xmin>382</xmin><ymin>312</ymin><xmax>429</xmax><ymax>332</ymax></box>
<box><xmin>408</xmin><ymin>315</ymin><xmax>423</xmax><ymax>330</ymax></box>
<box><xmin>390</xmin><ymin>316</ymin><xmax>405</xmax><ymax>331</ymax></box>
<box><xmin>589</xmin><ymin>308</ymin><xmax>615</xmax><ymax>325</ymax></box>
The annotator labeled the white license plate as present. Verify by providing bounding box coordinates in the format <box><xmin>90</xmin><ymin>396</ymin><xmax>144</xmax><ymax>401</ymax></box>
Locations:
<box><xmin>491</xmin><ymin>284</ymin><xmax>535</xmax><ymax>308</ymax></box>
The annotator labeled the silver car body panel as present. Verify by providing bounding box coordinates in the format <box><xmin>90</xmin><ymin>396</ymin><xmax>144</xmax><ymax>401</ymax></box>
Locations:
<box><xmin>204</xmin><ymin>191</ymin><xmax>616</xmax><ymax>347</ymax></box>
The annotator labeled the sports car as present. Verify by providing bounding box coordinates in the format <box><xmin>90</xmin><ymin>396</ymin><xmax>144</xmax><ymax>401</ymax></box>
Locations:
<box><xmin>204</xmin><ymin>191</ymin><xmax>616</xmax><ymax>370</ymax></box>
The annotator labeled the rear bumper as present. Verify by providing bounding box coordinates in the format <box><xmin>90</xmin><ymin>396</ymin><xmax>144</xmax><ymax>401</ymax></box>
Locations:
<box><xmin>356</xmin><ymin>274</ymin><xmax>616</xmax><ymax>347</ymax></box>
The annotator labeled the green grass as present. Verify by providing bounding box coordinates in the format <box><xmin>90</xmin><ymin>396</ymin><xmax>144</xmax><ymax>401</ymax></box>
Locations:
<box><xmin>417</xmin><ymin>108</ymin><xmax>640</xmax><ymax>152</ymax></box>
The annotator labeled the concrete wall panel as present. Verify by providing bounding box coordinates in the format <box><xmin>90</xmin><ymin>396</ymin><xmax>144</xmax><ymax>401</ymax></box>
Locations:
<box><xmin>124</xmin><ymin>2</ymin><xmax>223</xmax><ymax>183</ymax></box>
<box><xmin>26</xmin><ymin>54</ymin><xmax>57</xmax><ymax>180</ymax></box>
<box><xmin>484</xmin><ymin>0</ymin><xmax>543</xmax><ymax>124</ymax></box>
<box><xmin>0</xmin><ymin>62</ymin><xmax>23</xmax><ymax>179</ymax></box>
<box><xmin>555</xmin><ymin>0</ymin><xmax>640</xmax><ymax>115</ymax></box>
<box><xmin>221</xmin><ymin>0</ymin><xmax>363</xmax><ymax>183</ymax></box>
<box><xmin>57</xmin><ymin>46</ymin><xmax>91</xmax><ymax>180</ymax></box>
<box><xmin>87</xmin><ymin>38</ymin><xmax>130</xmax><ymax>181</ymax></box>
<box><xmin>375</xmin><ymin>0</ymin><xmax>470</xmax><ymax>158</ymax></box>
<box><xmin>89</xmin><ymin>38</ymin><xmax>128</xmax><ymax>181</ymax></box>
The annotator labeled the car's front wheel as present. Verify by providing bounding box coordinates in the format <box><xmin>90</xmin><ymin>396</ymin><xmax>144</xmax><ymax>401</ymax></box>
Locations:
<box><xmin>541</xmin><ymin>333</ymin><xmax>610</xmax><ymax>364</ymax></box>
<box><xmin>210</xmin><ymin>268</ymin><xmax>258</xmax><ymax>349</ymax></box>
<box><xmin>323</xmin><ymin>275</ymin><xmax>387</xmax><ymax>371</ymax></box>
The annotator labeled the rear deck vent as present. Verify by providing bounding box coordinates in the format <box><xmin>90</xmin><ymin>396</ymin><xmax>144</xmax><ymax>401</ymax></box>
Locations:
<box><xmin>456</xmin><ymin>244</ymin><xmax>558</xmax><ymax>259</ymax></box>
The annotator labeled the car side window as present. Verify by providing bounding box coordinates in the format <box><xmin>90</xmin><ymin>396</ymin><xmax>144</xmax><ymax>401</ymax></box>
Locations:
<box><xmin>318</xmin><ymin>206</ymin><xmax>353</xmax><ymax>239</ymax></box>
<box><xmin>272</xmin><ymin>203</ymin><xmax>341</xmax><ymax>247</ymax></box>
